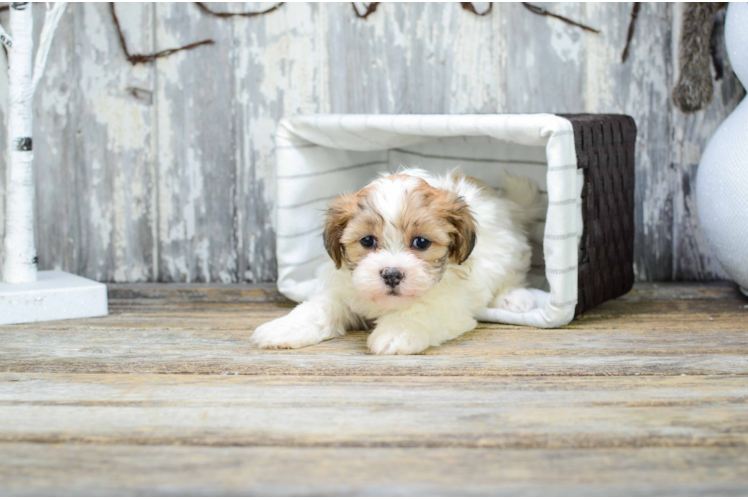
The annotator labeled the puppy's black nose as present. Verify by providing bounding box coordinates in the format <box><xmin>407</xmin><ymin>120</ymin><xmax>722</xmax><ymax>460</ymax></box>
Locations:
<box><xmin>381</xmin><ymin>268</ymin><xmax>404</xmax><ymax>288</ymax></box>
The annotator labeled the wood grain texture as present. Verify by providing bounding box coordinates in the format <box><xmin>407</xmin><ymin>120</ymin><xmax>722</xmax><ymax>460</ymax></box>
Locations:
<box><xmin>2</xmin><ymin>373</ymin><xmax>748</xmax><ymax>449</ymax></box>
<box><xmin>584</xmin><ymin>3</ymin><xmax>675</xmax><ymax>280</ymax></box>
<box><xmin>154</xmin><ymin>3</ymin><xmax>237</xmax><ymax>283</ymax></box>
<box><xmin>2</xmin><ymin>444</ymin><xmax>746</xmax><ymax>496</ymax></box>
<box><xmin>232</xmin><ymin>3</ymin><xmax>326</xmax><ymax>283</ymax></box>
<box><xmin>0</xmin><ymin>3</ymin><xmax>744</xmax><ymax>283</ymax></box>
<box><xmin>1</xmin><ymin>283</ymin><xmax>746</xmax><ymax>377</ymax></box>
<box><xmin>73</xmin><ymin>3</ymin><xmax>157</xmax><ymax>282</ymax></box>
<box><xmin>506</xmin><ymin>2</ymin><xmax>585</xmax><ymax>114</ymax></box>
<box><xmin>30</xmin><ymin>4</ymin><xmax>81</xmax><ymax>279</ymax></box>
<box><xmin>1</xmin><ymin>282</ymin><xmax>748</xmax><ymax>495</ymax></box>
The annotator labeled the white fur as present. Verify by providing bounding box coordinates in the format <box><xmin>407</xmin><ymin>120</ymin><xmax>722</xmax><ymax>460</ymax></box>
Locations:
<box><xmin>351</xmin><ymin>250</ymin><xmax>435</xmax><ymax>309</ymax></box>
<box><xmin>251</xmin><ymin>168</ymin><xmax>538</xmax><ymax>354</ymax></box>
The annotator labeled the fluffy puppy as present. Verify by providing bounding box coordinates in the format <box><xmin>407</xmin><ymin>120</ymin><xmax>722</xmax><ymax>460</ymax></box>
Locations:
<box><xmin>251</xmin><ymin>168</ymin><xmax>539</xmax><ymax>355</ymax></box>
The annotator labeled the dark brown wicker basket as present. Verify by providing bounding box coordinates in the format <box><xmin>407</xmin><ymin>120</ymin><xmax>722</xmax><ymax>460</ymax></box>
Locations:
<box><xmin>560</xmin><ymin>114</ymin><xmax>637</xmax><ymax>317</ymax></box>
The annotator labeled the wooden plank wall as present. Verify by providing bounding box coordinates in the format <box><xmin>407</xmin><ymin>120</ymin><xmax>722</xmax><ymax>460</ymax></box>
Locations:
<box><xmin>0</xmin><ymin>3</ymin><xmax>743</xmax><ymax>283</ymax></box>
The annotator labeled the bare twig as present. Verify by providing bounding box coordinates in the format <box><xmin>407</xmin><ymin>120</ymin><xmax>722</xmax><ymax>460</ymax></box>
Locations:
<box><xmin>194</xmin><ymin>2</ymin><xmax>284</xmax><ymax>18</ymax></box>
<box><xmin>110</xmin><ymin>2</ymin><xmax>213</xmax><ymax>65</ymax></box>
<box><xmin>352</xmin><ymin>2</ymin><xmax>379</xmax><ymax>20</ymax></box>
<box><xmin>460</xmin><ymin>3</ymin><xmax>492</xmax><ymax>16</ymax></box>
<box><xmin>621</xmin><ymin>2</ymin><xmax>640</xmax><ymax>63</ymax></box>
<box><xmin>522</xmin><ymin>2</ymin><xmax>599</xmax><ymax>33</ymax></box>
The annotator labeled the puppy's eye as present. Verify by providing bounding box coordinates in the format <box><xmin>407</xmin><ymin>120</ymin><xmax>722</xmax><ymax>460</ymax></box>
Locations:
<box><xmin>360</xmin><ymin>236</ymin><xmax>377</xmax><ymax>248</ymax></box>
<box><xmin>411</xmin><ymin>237</ymin><xmax>431</xmax><ymax>250</ymax></box>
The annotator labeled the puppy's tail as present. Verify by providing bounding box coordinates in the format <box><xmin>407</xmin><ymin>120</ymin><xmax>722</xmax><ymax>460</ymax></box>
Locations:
<box><xmin>501</xmin><ymin>171</ymin><xmax>543</xmax><ymax>227</ymax></box>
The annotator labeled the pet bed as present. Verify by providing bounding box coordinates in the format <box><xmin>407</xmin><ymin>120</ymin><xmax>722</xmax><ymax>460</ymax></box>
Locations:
<box><xmin>274</xmin><ymin>114</ymin><xmax>636</xmax><ymax>328</ymax></box>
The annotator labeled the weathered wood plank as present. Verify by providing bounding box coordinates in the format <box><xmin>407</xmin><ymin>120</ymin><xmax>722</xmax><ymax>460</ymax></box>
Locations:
<box><xmin>1</xmin><ymin>4</ymin><xmax>158</xmax><ymax>282</ymax></box>
<box><xmin>1</xmin><ymin>373</ymin><xmax>748</xmax><ymax>449</ymax></box>
<box><xmin>28</xmin><ymin>4</ymin><xmax>80</xmax><ymax>279</ymax></box>
<box><xmin>232</xmin><ymin>3</ymin><xmax>326</xmax><ymax>283</ymax></box>
<box><xmin>584</xmin><ymin>3</ymin><xmax>675</xmax><ymax>280</ymax></box>
<box><xmin>327</xmin><ymin>3</ymin><xmax>505</xmax><ymax>114</ymax></box>
<box><xmin>42</xmin><ymin>4</ymin><xmax>156</xmax><ymax>281</ymax></box>
<box><xmin>506</xmin><ymin>2</ymin><xmax>586</xmax><ymax>114</ymax></box>
<box><xmin>615</xmin><ymin>281</ymin><xmax>742</xmax><ymax>301</ymax></box>
<box><xmin>102</xmin><ymin>281</ymin><xmax>743</xmax><ymax>303</ymax></box>
<box><xmin>2</xmin><ymin>444</ymin><xmax>746</xmax><ymax>496</ymax></box>
<box><xmin>154</xmin><ymin>3</ymin><xmax>237</xmax><ymax>283</ymax></box>
<box><xmin>0</xmin><ymin>4</ymin><xmax>743</xmax><ymax>282</ymax></box>
<box><xmin>0</xmin><ymin>282</ymin><xmax>746</xmax><ymax>495</ymax></box>
<box><xmin>71</xmin><ymin>3</ymin><xmax>158</xmax><ymax>282</ymax></box>
<box><xmin>106</xmin><ymin>282</ymin><xmax>289</xmax><ymax>303</ymax></box>
<box><xmin>1</xmin><ymin>289</ymin><xmax>746</xmax><ymax>376</ymax></box>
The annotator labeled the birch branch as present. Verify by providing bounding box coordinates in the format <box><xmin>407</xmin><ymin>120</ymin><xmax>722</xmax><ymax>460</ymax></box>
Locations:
<box><xmin>0</xmin><ymin>21</ymin><xmax>13</xmax><ymax>48</ymax></box>
<box><xmin>30</xmin><ymin>2</ymin><xmax>67</xmax><ymax>96</ymax></box>
<box><xmin>3</xmin><ymin>3</ymin><xmax>36</xmax><ymax>283</ymax></box>
<box><xmin>3</xmin><ymin>2</ymin><xmax>68</xmax><ymax>283</ymax></box>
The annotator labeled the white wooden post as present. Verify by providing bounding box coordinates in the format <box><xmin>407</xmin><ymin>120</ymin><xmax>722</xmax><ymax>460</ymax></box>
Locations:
<box><xmin>0</xmin><ymin>2</ymin><xmax>107</xmax><ymax>325</ymax></box>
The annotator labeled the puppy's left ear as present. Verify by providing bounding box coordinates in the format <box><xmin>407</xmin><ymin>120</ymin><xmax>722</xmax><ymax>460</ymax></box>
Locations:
<box><xmin>448</xmin><ymin>197</ymin><xmax>477</xmax><ymax>265</ymax></box>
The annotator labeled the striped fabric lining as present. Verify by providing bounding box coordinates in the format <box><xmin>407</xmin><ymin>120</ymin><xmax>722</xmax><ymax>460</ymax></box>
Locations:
<box><xmin>547</xmin><ymin>163</ymin><xmax>578</xmax><ymax>172</ymax></box>
<box><xmin>546</xmin><ymin>265</ymin><xmax>578</xmax><ymax>275</ymax></box>
<box><xmin>278</xmin><ymin>195</ymin><xmax>338</xmax><ymax>210</ymax></box>
<box><xmin>277</xmin><ymin>160</ymin><xmax>388</xmax><ymax>180</ymax></box>
<box><xmin>548</xmin><ymin>199</ymin><xmax>578</xmax><ymax>206</ymax></box>
<box><xmin>544</xmin><ymin>233</ymin><xmax>579</xmax><ymax>241</ymax></box>
<box><xmin>392</xmin><ymin>148</ymin><xmax>548</xmax><ymax>166</ymax></box>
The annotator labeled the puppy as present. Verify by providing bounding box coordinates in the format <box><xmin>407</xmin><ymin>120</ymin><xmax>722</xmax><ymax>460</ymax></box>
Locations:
<box><xmin>251</xmin><ymin>168</ymin><xmax>539</xmax><ymax>355</ymax></box>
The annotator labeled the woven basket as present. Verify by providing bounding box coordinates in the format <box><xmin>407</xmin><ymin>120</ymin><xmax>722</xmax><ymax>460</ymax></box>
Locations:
<box><xmin>273</xmin><ymin>113</ymin><xmax>637</xmax><ymax>328</ymax></box>
<box><xmin>563</xmin><ymin>114</ymin><xmax>637</xmax><ymax>317</ymax></box>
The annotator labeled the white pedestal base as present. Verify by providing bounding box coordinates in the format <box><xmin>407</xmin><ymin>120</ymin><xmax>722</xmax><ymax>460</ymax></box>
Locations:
<box><xmin>0</xmin><ymin>271</ymin><xmax>108</xmax><ymax>325</ymax></box>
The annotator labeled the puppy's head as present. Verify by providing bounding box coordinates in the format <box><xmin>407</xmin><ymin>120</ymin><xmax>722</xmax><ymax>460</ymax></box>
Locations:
<box><xmin>324</xmin><ymin>174</ymin><xmax>476</xmax><ymax>309</ymax></box>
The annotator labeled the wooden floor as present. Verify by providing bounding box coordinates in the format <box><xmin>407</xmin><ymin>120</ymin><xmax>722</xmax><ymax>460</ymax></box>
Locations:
<box><xmin>1</xmin><ymin>282</ymin><xmax>747</xmax><ymax>495</ymax></box>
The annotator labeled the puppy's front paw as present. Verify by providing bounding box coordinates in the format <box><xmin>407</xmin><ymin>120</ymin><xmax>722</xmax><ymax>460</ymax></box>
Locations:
<box><xmin>250</xmin><ymin>314</ymin><xmax>326</xmax><ymax>350</ymax></box>
<box><xmin>367</xmin><ymin>327</ymin><xmax>430</xmax><ymax>355</ymax></box>
<box><xmin>491</xmin><ymin>288</ymin><xmax>536</xmax><ymax>313</ymax></box>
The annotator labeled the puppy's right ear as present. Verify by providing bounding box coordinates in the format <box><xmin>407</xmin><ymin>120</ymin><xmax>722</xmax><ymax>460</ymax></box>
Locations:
<box><xmin>324</xmin><ymin>194</ymin><xmax>358</xmax><ymax>269</ymax></box>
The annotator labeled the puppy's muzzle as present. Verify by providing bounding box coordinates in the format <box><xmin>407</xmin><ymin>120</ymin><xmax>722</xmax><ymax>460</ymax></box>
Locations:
<box><xmin>380</xmin><ymin>268</ymin><xmax>404</xmax><ymax>288</ymax></box>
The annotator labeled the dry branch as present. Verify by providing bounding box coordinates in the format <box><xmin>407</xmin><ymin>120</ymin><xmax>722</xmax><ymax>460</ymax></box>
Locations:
<box><xmin>522</xmin><ymin>2</ymin><xmax>599</xmax><ymax>33</ymax></box>
<box><xmin>194</xmin><ymin>2</ymin><xmax>284</xmax><ymax>18</ymax></box>
<box><xmin>110</xmin><ymin>2</ymin><xmax>213</xmax><ymax>65</ymax></box>
<box><xmin>460</xmin><ymin>3</ymin><xmax>493</xmax><ymax>16</ymax></box>
<box><xmin>621</xmin><ymin>2</ymin><xmax>640</xmax><ymax>63</ymax></box>
<box><xmin>352</xmin><ymin>2</ymin><xmax>379</xmax><ymax>20</ymax></box>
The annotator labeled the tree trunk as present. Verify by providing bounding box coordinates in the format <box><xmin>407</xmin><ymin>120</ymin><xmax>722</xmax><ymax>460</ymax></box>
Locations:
<box><xmin>3</xmin><ymin>3</ymin><xmax>36</xmax><ymax>284</ymax></box>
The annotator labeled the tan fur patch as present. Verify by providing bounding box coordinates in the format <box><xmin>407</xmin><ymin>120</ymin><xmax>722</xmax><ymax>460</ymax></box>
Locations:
<box><xmin>324</xmin><ymin>184</ymin><xmax>382</xmax><ymax>269</ymax></box>
<box><xmin>339</xmin><ymin>207</ymin><xmax>384</xmax><ymax>269</ymax></box>
<box><xmin>325</xmin><ymin>174</ymin><xmax>477</xmax><ymax>272</ymax></box>
<box><xmin>323</xmin><ymin>193</ymin><xmax>360</xmax><ymax>269</ymax></box>
<box><xmin>398</xmin><ymin>176</ymin><xmax>477</xmax><ymax>265</ymax></box>
<box><xmin>455</xmin><ymin>173</ymin><xmax>486</xmax><ymax>188</ymax></box>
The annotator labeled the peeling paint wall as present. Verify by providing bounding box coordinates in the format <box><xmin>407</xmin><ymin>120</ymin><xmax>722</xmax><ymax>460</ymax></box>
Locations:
<box><xmin>0</xmin><ymin>3</ymin><xmax>743</xmax><ymax>283</ymax></box>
